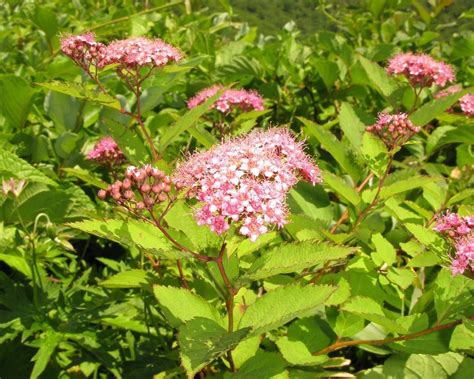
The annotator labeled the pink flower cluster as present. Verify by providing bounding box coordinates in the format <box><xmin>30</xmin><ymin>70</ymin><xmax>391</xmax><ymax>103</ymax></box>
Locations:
<box><xmin>434</xmin><ymin>212</ymin><xmax>474</xmax><ymax>275</ymax></box>
<box><xmin>98</xmin><ymin>37</ymin><xmax>182</xmax><ymax>69</ymax></box>
<box><xmin>366</xmin><ymin>112</ymin><xmax>420</xmax><ymax>149</ymax></box>
<box><xmin>61</xmin><ymin>33</ymin><xmax>181</xmax><ymax>70</ymax></box>
<box><xmin>172</xmin><ymin>128</ymin><xmax>321</xmax><ymax>241</ymax></box>
<box><xmin>60</xmin><ymin>33</ymin><xmax>106</xmax><ymax>69</ymax></box>
<box><xmin>434</xmin><ymin>85</ymin><xmax>474</xmax><ymax>117</ymax></box>
<box><xmin>98</xmin><ymin>165</ymin><xmax>172</xmax><ymax>211</ymax></box>
<box><xmin>87</xmin><ymin>136</ymin><xmax>125</xmax><ymax>166</ymax></box>
<box><xmin>187</xmin><ymin>85</ymin><xmax>264</xmax><ymax>113</ymax></box>
<box><xmin>386</xmin><ymin>53</ymin><xmax>455</xmax><ymax>87</ymax></box>
<box><xmin>459</xmin><ymin>94</ymin><xmax>474</xmax><ymax>116</ymax></box>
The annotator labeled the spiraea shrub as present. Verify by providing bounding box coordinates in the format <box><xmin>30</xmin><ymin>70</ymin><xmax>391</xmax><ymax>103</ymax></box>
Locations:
<box><xmin>0</xmin><ymin>1</ymin><xmax>473</xmax><ymax>378</ymax></box>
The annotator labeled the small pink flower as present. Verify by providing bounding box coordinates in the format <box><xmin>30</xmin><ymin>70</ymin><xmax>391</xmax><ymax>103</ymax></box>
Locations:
<box><xmin>387</xmin><ymin>53</ymin><xmax>455</xmax><ymax>87</ymax></box>
<box><xmin>187</xmin><ymin>85</ymin><xmax>264</xmax><ymax>114</ymax></box>
<box><xmin>98</xmin><ymin>37</ymin><xmax>181</xmax><ymax>69</ymax></box>
<box><xmin>451</xmin><ymin>237</ymin><xmax>474</xmax><ymax>275</ymax></box>
<box><xmin>460</xmin><ymin>94</ymin><xmax>474</xmax><ymax>116</ymax></box>
<box><xmin>366</xmin><ymin>112</ymin><xmax>420</xmax><ymax>148</ymax></box>
<box><xmin>172</xmin><ymin>128</ymin><xmax>321</xmax><ymax>241</ymax></box>
<box><xmin>433</xmin><ymin>212</ymin><xmax>474</xmax><ymax>241</ymax></box>
<box><xmin>87</xmin><ymin>136</ymin><xmax>125</xmax><ymax>166</ymax></box>
<box><xmin>60</xmin><ymin>33</ymin><xmax>106</xmax><ymax>69</ymax></box>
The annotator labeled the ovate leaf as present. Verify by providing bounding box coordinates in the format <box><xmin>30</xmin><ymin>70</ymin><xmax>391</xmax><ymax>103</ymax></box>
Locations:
<box><xmin>239</xmin><ymin>284</ymin><xmax>336</xmax><ymax>337</ymax></box>
<box><xmin>153</xmin><ymin>285</ymin><xmax>222</xmax><ymax>327</ymax></box>
<box><xmin>322</xmin><ymin>170</ymin><xmax>361</xmax><ymax>206</ymax></box>
<box><xmin>359</xmin><ymin>56</ymin><xmax>398</xmax><ymax>98</ymax></box>
<box><xmin>339</xmin><ymin>102</ymin><xmax>366</xmax><ymax>154</ymax></box>
<box><xmin>179</xmin><ymin>318</ymin><xmax>250</xmax><ymax>378</ymax></box>
<box><xmin>101</xmin><ymin>269</ymin><xmax>151</xmax><ymax>288</ymax></box>
<box><xmin>0</xmin><ymin>150</ymin><xmax>57</xmax><ymax>186</ymax></box>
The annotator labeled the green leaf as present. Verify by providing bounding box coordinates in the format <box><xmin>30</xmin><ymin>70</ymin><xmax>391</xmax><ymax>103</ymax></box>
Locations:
<box><xmin>358</xmin><ymin>56</ymin><xmax>398</xmax><ymax>98</ymax></box>
<box><xmin>361</xmin><ymin>132</ymin><xmax>388</xmax><ymax>177</ymax></box>
<box><xmin>101</xmin><ymin>269</ymin><xmax>151</xmax><ymax>288</ymax></box>
<box><xmin>342</xmin><ymin>296</ymin><xmax>406</xmax><ymax>333</ymax></box>
<box><xmin>434</xmin><ymin>269</ymin><xmax>474</xmax><ymax>323</ymax></box>
<box><xmin>448</xmin><ymin>188</ymin><xmax>474</xmax><ymax>206</ymax></box>
<box><xmin>379</xmin><ymin>176</ymin><xmax>439</xmax><ymax>200</ymax></box>
<box><xmin>153</xmin><ymin>285</ymin><xmax>222</xmax><ymax>327</ymax></box>
<box><xmin>276</xmin><ymin>337</ymin><xmax>328</xmax><ymax>366</ymax></box>
<box><xmin>426</xmin><ymin>125</ymin><xmax>474</xmax><ymax>155</ymax></box>
<box><xmin>62</xmin><ymin>167</ymin><xmax>108</xmax><ymax>189</ymax></box>
<box><xmin>0</xmin><ymin>74</ymin><xmax>34</xmax><ymax>129</ymax></box>
<box><xmin>32</xmin><ymin>7</ymin><xmax>58</xmax><ymax>41</ymax></box>
<box><xmin>450</xmin><ymin>320</ymin><xmax>474</xmax><ymax>352</ymax></box>
<box><xmin>187</xmin><ymin>125</ymin><xmax>218</xmax><ymax>149</ymax></box>
<box><xmin>332</xmin><ymin>311</ymin><xmax>366</xmax><ymax>338</ymax></box>
<box><xmin>178</xmin><ymin>317</ymin><xmax>250</xmax><ymax>378</ymax></box>
<box><xmin>322</xmin><ymin>170</ymin><xmax>361</xmax><ymax>206</ymax></box>
<box><xmin>299</xmin><ymin>117</ymin><xmax>360</xmax><ymax>180</ymax></box>
<box><xmin>224</xmin><ymin>350</ymin><xmax>287</xmax><ymax>379</ymax></box>
<box><xmin>371</xmin><ymin>233</ymin><xmax>396</xmax><ymax>266</ymax></box>
<box><xmin>159</xmin><ymin>88</ymin><xmax>225</xmax><ymax>153</ymax></box>
<box><xmin>67</xmin><ymin>218</ymin><xmax>182</xmax><ymax>260</ymax></box>
<box><xmin>100</xmin><ymin>109</ymin><xmax>150</xmax><ymax>165</ymax></box>
<box><xmin>405</xmin><ymin>223</ymin><xmax>447</xmax><ymax>255</ymax></box>
<box><xmin>44</xmin><ymin>90</ymin><xmax>81</xmax><ymax>132</ymax></box>
<box><xmin>314</xmin><ymin>59</ymin><xmax>339</xmax><ymax>89</ymax></box>
<box><xmin>36</xmin><ymin>81</ymin><xmax>121</xmax><ymax>110</ymax></box>
<box><xmin>408</xmin><ymin>251</ymin><xmax>442</xmax><ymax>267</ymax></box>
<box><xmin>239</xmin><ymin>284</ymin><xmax>336</xmax><ymax>337</ymax></box>
<box><xmin>30</xmin><ymin>333</ymin><xmax>63</xmax><ymax>379</ymax></box>
<box><xmin>240</xmin><ymin>241</ymin><xmax>353</xmax><ymax>283</ymax></box>
<box><xmin>338</xmin><ymin>102</ymin><xmax>366</xmax><ymax>154</ymax></box>
<box><xmin>164</xmin><ymin>201</ymin><xmax>219</xmax><ymax>250</ymax></box>
<box><xmin>410</xmin><ymin>88</ymin><xmax>472</xmax><ymax>127</ymax></box>
<box><xmin>0</xmin><ymin>150</ymin><xmax>56</xmax><ymax>186</ymax></box>
<box><xmin>0</xmin><ymin>254</ymin><xmax>32</xmax><ymax>278</ymax></box>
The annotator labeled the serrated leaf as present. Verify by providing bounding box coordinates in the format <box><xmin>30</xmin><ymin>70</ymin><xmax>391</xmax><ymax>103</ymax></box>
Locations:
<box><xmin>153</xmin><ymin>285</ymin><xmax>222</xmax><ymax>327</ymax></box>
<box><xmin>30</xmin><ymin>333</ymin><xmax>63</xmax><ymax>379</ymax></box>
<box><xmin>0</xmin><ymin>150</ymin><xmax>57</xmax><ymax>186</ymax></box>
<box><xmin>62</xmin><ymin>167</ymin><xmax>108</xmax><ymax>189</ymax></box>
<box><xmin>0</xmin><ymin>254</ymin><xmax>32</xmax><ymax>278</ymax></box>
<box><xmin>359</xmin><ymin>56</ymin><xmax>398</xmax><ymax>98</ymax></box>
<box><xmin>67</xmin><ymin>218</ymin><xmax>182</xmax><ymax>259</ymax></box>
<box><xmin>405</xmin><ymin>223</ymin><xmax>447</xmax><ymax>255</ymax></box>
<box><xmin>379</xmin><ymin>176</ymin><xmax>439</xmax><ymax>199</ymax></box>
<box><xmin>0</xmin><ymin>74</ymin><xmax>34</xmax><ymax>129</ymax></box>
<box><xmin>371</xmin><ymin>233</ymin><xmax>396</xmax><ymax>266</ymax></box>
<box><xmin>450</xmin><ymin>320</ymin><xmax>474</xmax><ymax>352</ymax></box>
<box><xmin>299</xmin><ymin>117</ymin><xmax>361</xmax><ymax>180</ymax></box>
<box><xmin>160</xmin><ymin>88</ymin><xmax>226</xmax><ymax>152</ymax></box>
<box><xmin>179</xmin><ymin>317</ymin><xmax>250</xmax><ymax>378</ymax></box>
<box><xmin>276</xmin><ymin>337</ymin><xmax>328</xmax><ymax>366</ymax></box>
<box><xmin>410</xmin><ymin>88</ymin><xmax>472</xmax><ymax>127</ymax></box>
<box><xmin>36</xmin><ymin>81</ymin><xmax>121</xmax><ymax>110</ymax></box>
<box><xmin>239</xmin><ymin>284</ymin><xmax>336</xmax><ymax>337</ymax></box>
<box><xmin>361</xmin><ymin>132</ymin><xmax>388</xmax><ymax>177</ymax></box>
<box><xmin>322</xmin><ymin>170</ymin><xmax>361</xmax><ymax>206</ymax></box>
<box><xmin>101</xmin><ymin>269</ymin><xmax>150</xmax><ymax>288</ymax></box>
<box><xmin>240</xmin><ymin>241</ymin><xmax>353</xmax><ymax>283</ymax></box>
<box><xmin>224</xmin><ymin>350</ymin><xmax>287</xmax><ymax>379</ymax></box>
<box><xmin>434</xmin><ymin>269</ymin><xmax>474</xmax><ymax>323</ymax></box>
<box><xmin>426</xmin><ymin>125</ymin><xmax>474</xmax><ymax>155</ymax></box>
<box><xmin>342</xmin><ymin>296</ymin><xmax>406</xmax><ymax>333</ymax></box>
<box><xmin>339</xmin><ymin>102</ymin><xmax>366</xmax><ymax>154</ymax></box>
<box><xmin>447</xmin><ymin>188</ymin><xmax>474</xmax><ymax>206</ymax></box>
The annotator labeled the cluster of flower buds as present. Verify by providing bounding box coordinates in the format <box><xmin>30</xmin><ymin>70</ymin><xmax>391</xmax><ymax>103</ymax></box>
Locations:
<box><xmin>366</xmin><ymin>112</ymin><xmax>420</xmax><ymax>149</ymax></box>
<box><xmin>60</xmin><ymin>34</ymin><xmax>181</xmax><ymax>84</ymax></box>
<box><xmin>173</xmin><ymin>128</ymin><xmax>321</xmax><ymax>241</ymax></box>
<box><xmin>386</xmin><ymin>52</ymin><xmax>455</xmax><ymax>87</ymax></box>
<box><xmin>98</xmin><ymin>165</ymin><xmax>172</xmax><ymax>211</ymax></box>
<box><xmin>60</xmin><ymin>33</ymin><xmax>107</xmax><ymax>70</ymax></box>
<box><xmin>187</xmin><ymin>85</ymin><xmax>265</xmax><ymax>114</ymax></box>
<box><xmin>434</xmin><ymin>85</ymin><xmax>474</xmax><ymax>117</ymax></box>
<box><xmin>434</xmin><ymin>212</ymin><xmax>474</xmax><ymax>275</ymax></box>
<box><xmin>87</xmin><ymin>136</ymin><xmax>125</xmax><ymax>166</ymax></box>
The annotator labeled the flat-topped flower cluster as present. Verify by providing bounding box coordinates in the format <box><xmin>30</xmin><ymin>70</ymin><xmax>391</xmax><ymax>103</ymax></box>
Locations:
<box><xmin>386</xmin><ymin>52</ymin><xmax>455</xmax><ymax>87</ymax></box>
<box><xmin>61</xmin><ymin>33</ymin><xmax>181</xmax><ymax>71</ymax></box>
<box><xmin>187</xmin><ymin>85</ymin><xmax>264</xmax><ymax>113</ymax></box>
<box><xmin>434</xmin><ymin>212</ymin><xmax>474</xmax><ymax>275</ymax></box>
<box><xmin>173</xmin><ymin>128</ymin><xmax>321</xmax><ymax>241</ymax></box>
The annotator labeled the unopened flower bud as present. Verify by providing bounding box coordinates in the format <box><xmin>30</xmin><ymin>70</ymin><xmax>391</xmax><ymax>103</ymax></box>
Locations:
<box><xmin>122</xmin><ymin>178</ymin><xmax>131</xmax><ymax>189</ymax></box>
<box><xmin>163</xmin><ymin>176</ymin><xmax>171</xmax><ymax>185</ymax></box>
<box><xmin>97</xmin><ymin>189</ymin><xmax>107</xmax><ymax>199</ymax></box>
<box><xmin>124</xmin><ymin>190</ymin><xmax>134</xmax><ymax>199</ymax></box>
<box><xmin>141</xmin><ymin>184</ymin><xmax>151</xmax><ymax>193</ymax></box>
<box><xmin>136</xmin><ymin>202</ymin><xmax>145</xmax><ymax>210</ymax></box>
<box><xmin>144</xmin><ymin>196</ymin><xmax>154</xmax><ymax>206</ymax></box>
<box><xmin>112</xmin><ymin>192</ymin><xmax>121</xmax><ymax>201</ymax></box>
<box><xmin>152</xmin><ymin>184</ymin><xmax>161</xmax><ymax>194</ymax></box>
<box><xmin>163</xmin><ymin>184</ymin><xmax>171</xmax><ymax>193</ymax></box>
<box><xmin>158</xmin><ymin>193</ymin><xmax>167</xmax><ymax>202</ymax></box>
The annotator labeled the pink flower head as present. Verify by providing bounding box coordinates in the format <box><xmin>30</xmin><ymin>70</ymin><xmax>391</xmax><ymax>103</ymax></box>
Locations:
<box><xmin>98</xmin><ymin>37</ymin><xmax>182</xmax><ymax>69</ymax></box>
<box><xmin>87</xmin><ymin>136</ymin><xmax>125</xmax><ymax>166</ymax></box>
<box><xmin>172</xmin><ymin>128</ymin><xmax>321</xmax><ymax>241</ymax></box>
<box><xmin>187</xmin><ymin>85</ymin><xmax>265</xmax><ymax>114</ymax></box>
<box><xmin>451</xmin><ymin>237</ymin><xmax>474</xmax><ymax>275</ymax></box>
<box><xmin>460</xmin><ymin>94</ymin><xmax>474</xmax><ymax>117</ymax></box>
<box><xmin>433</xmin><ymin>212</ymin><xmax>474</xmax><ymax>240</ymax></box>
<box><xmin>366</xmin><ymin>112</ymin><xmax>420</xmax><ymax>149</ymax></box>
<box><xmin>386</xmin><ymin>53</ymin><xmax>455</xmax><ymax>87</ymax></box>
<box><xmin>60</xmin><ymin>32</ymin><xmax>106</xmax><ymax>68</ymax></box>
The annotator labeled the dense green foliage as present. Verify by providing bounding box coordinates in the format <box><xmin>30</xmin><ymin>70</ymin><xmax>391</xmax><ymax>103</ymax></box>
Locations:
<box><xmin>0</xmin><ymin>0</ymin><xmax>473</xmax><ymax>378</ymax></box>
